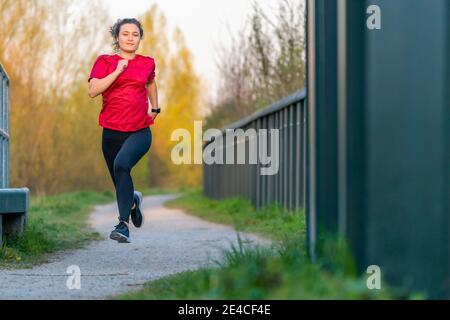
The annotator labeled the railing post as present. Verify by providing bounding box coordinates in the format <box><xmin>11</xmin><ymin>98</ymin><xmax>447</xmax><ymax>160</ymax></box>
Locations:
<box><xmin>306</xmin><ymin>0</ymin><xmax>340</xmax><ymax>260</ymax></box>
<box><xmin>1</xmin><ymin>63</ymin><xmax>11</xmax><ymax>189</ymax></box>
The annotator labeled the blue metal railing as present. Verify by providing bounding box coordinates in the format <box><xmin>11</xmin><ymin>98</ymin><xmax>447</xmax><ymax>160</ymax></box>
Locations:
<box><xmin>203</xmin><ymin>89</ymin><xmax>307</xmax><ymax>210</ymax></box>
<box><xmin>0</xmin><ymin>63</ymin><xmax>10</xmax><ymax>189</ymax></box>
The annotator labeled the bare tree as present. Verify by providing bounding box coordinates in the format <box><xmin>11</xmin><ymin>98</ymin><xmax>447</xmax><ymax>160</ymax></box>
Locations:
<box><xmin>206</xmin><ymin>0</ymin><xmax>306</xmax><ymax>129</ymax></box>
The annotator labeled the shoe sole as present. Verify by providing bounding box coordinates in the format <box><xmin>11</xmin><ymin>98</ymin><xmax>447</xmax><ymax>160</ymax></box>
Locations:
<box><xmin>110</xmin><ymin>231</ymin><xmax>130</xmax><ymax>243</ymax></box>
<box><xmin>132</xmin><ymin>191</ymin><xmax>144</xmax><ymax>228</ymax></box>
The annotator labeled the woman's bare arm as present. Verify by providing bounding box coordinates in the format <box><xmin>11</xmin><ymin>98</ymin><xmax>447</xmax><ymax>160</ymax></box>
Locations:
<box><xmin>148</xmin><ymin>80</ymin><xmax>159</xmax><ymax>119</ymax></box>
<box><xmin>88</xmin><ymin>71</ymin><xmax>120</xmax><ymax>98</ymax></box>
<box><xmin>88</xmin><ymin>59</ymin><xmax>128</xmax><ymax>98</ymax></box>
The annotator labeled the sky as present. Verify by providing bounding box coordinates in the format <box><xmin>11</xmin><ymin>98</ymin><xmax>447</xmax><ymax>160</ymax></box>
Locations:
<box><xmin>103</xmin><ymin>0</ymin><xmax>281</xmax><ymax>103</ymax></box>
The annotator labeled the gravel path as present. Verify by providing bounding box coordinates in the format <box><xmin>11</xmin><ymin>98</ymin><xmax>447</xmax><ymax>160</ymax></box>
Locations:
<box><xmin>0</xmin><ymin>194</ymin><xmax>270</xmax><ymax>300</ymax></box>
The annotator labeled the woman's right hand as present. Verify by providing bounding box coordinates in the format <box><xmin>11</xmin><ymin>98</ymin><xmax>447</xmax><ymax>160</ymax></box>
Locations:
<box><xmin>115</xmin><ymin>59</ymin><xmax>128</xmax><ymax>75</ymax></box>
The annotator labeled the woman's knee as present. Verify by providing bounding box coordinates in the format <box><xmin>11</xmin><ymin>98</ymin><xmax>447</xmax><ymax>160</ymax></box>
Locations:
<box><xmin>113</xmin><ymin>158</ymin><xmax>131</xmax><ymax>174</ymax></box>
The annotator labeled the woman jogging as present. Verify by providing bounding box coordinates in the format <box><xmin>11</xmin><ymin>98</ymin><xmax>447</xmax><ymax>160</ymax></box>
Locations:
<box><xmin>87</xmin><ymin>18</ymin><xmax>160</xmax><ymax>243</ymax></box>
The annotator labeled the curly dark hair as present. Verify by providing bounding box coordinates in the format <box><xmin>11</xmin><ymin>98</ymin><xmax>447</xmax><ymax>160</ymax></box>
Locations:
<box><xmin>110</xmin><ymin>18</ymin><xmax>144</xmax><ymax>52</ymax></box>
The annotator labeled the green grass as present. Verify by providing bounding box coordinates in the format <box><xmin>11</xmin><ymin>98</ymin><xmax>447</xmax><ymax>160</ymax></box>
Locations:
<box><xmin>117</xmin><ymin>189</ymin><xmax>406</xmax><ymax>300</ymax></box>
<box><xmin>0</xmin><ymin>187</ymin><xmax>180</xmax><ymax>269</ymax></box>
<box><xmin>164</xmin><ymin>188</ymin><xmax>305</xmax><ymax>241</ymax></box>
<box><xmin>118</xmin><ymin>238</ymin><xmax>395</xmax><ymax>299</ymax></box>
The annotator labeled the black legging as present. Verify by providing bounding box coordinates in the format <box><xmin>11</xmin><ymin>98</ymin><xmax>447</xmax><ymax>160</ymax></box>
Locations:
<box><xmin>101</xmin><ymin>126</ymin><xmax>152</xmax><ymax>223</ymax></box>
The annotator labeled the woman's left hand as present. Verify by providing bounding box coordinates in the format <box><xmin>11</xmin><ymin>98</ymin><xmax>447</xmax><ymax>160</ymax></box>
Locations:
<box><xmin>149</xmin><ymin>112</ymin><xmax>158</xmax><ymax>120</ymax></box>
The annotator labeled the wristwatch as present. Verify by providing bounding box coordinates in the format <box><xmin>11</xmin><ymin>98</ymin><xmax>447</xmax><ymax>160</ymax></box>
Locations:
<box><xmin>151</xmin><ymin>108</ymin><xmax>161</xmax><ymax>114</ymax></box>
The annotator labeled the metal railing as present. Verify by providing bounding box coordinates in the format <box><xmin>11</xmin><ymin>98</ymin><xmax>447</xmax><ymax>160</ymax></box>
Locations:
<box><xmin>0</xmin><ymin>63</ymin><xmax>10</xmax><ymax>189</ymax></box>
<box><xmin>0</xmin><ymin>62</ymin><xmax>29</xmax><ymax>243</ymax></box>
<box><xmin>203</xmin><ymin>89</ymin><xmax>307</xmax><ymax>210</ymax></box>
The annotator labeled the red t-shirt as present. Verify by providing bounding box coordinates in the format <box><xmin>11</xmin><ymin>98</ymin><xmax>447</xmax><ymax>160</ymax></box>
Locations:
<box><xmin>88</xmin><ymin>53</ymin><xmax>156</xmax><ymax>132</ymax></box>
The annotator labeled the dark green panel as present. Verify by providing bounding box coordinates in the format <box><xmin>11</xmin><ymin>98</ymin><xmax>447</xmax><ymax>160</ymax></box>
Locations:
<box><xmin>308</xmin><ymin>0</ymin><xmax>450</xmax><ymax>298</ymax></box>
<box><xmin>364</xmin><ymin>0</ymin><xmax>450</xmax><ymax>298</ymax></box>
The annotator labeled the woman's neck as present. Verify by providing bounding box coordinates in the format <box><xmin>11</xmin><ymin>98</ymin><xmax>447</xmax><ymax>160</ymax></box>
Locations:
<box><xmin>117</xmin><ymin>51</ymin><xmax>136</xmax><ymax>60</ymax></box>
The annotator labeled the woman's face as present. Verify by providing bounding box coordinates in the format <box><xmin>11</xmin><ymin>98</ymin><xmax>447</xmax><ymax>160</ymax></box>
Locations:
<box><xmin>117</xmin><ymin>23</ymin><xmax>141</xmax><ymax>53</ymax></box>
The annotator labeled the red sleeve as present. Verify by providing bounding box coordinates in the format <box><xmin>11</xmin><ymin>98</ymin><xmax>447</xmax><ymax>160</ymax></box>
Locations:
<box><xmin>88</xmin><ymin>56</ymin><xmax>109</xmax><ymax>82</ymax></box>
<box><xmin>148</xmin><ymin>59</ymin><xmax>156</xmax><ymax>83</ymax></box>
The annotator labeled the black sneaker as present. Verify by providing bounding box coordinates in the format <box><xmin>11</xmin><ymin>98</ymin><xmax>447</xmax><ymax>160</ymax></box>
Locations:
<box><xmin>110</xmin><ymin>220</ymin><xmax>130</xmax><ymax>243</ymax></box>
<box><xmin>130</xmin><ymin>191</ymin><xmax>144</xmax><ymax>228</ymax></box>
